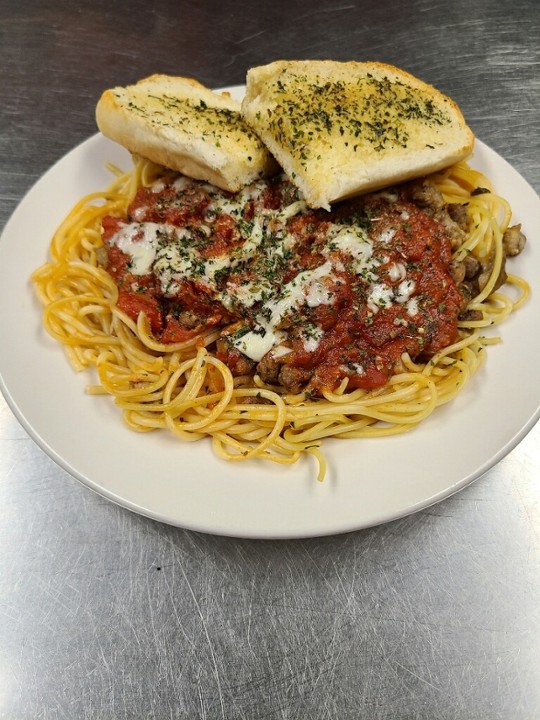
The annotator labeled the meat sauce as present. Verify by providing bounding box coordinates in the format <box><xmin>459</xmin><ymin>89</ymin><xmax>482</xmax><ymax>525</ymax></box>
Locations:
<box><xmin>101</xmin><ymin>174</ymin><xmax>464</xmax><ymax>394</ymax></box>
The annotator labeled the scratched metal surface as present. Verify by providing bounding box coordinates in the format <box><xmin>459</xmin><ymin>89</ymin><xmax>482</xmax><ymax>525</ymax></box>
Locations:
<box><xmin>1</xmin><ymin>0</ymin><xmax>540</xmax><ymax>717</ymax></box>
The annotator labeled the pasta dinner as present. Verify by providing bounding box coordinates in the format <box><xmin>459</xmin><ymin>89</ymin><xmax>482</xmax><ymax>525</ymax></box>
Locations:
<box><xmin>31</xmin><ymin>62</ymin><xmax>529</xmax><ymax>479</ymax></box>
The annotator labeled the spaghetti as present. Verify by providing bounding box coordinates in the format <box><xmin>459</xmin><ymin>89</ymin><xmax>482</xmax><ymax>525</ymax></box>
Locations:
<box><xmin>31</xmin><ymin>157</ymin><xmax>529</xmax><ymax>479</ymax></box>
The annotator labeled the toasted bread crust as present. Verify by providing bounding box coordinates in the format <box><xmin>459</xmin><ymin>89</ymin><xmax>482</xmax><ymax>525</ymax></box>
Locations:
<box><xmin>242</xmin><ymin>60</ymin><xmax>475</xmax><ymax>209</ymax></box>
<box><xmin>95</xmin><ymin>74</ymin><xmax>278</xmax><ymax>192</ymax></box>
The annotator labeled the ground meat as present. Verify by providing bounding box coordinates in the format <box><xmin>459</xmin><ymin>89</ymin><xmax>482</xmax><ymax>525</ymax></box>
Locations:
<box><xmin>457</xmin><ymin>282</ymin><xmax>477</xmax><ymax>318</ymax></box>
<box><xmin>405</xmin><ymin>180</ymin><xmax>466</xmax><ymax>248</ymax></box>
<box><xmin>257</xmin><ymin>354</ymin><xmax>320</xmax><ymax>394</ymax></box>
<box><xmin>460</xmin><ymin>223</ymin><xmax>525</xmax><ymax>302</ymax></box>
<box><xmin>479</xmin><ymin>263</ymin><xmax>507</xmax><ymax>292</ymax></box>
<box><xmin>215</xmin><ymin>334</ymin><xmax>256</xmax><ymax>376</ymax></box>
<box><xmin>502</xmin><ymin>224</ymin><xmax>526</xmax><ymax>257</ymax></box>
<box><xmin>459</xmin><ymin>258</ymin><xmax>507</xmax><ymax>304</ymax></box>
<box><xmin>230</xmin><ymin>354</ymin><xmax>256</xmax><ymax>376</ymax></box>
<box><xmin>256</xmin><ymin>353</ymin><xmax>282</xmax><ymax>384</ymax></box>
<box><xmin>449</xmin><ymin>259</ymin><xmax>466</xmax><ymax>285</ymax></box>
<box><xmin>278</xmin><ymin>365</ymin><xmax>313</xmax><ymax>394</ymax></box>
<box><xmin>173</xmin><ymin>309</ymin><xmax>203</xmax><ymax>329</ymax></box>
<box><xmin>407</xmin><ymin>180</ymin><xmax>446</xmax><ymax>210</ymax></box>
<box><xmin>434</xmin><ymin>211</ymin><xmax>467</xmax><ymax>249</ymax></box>
<box><xmin>463</xmin><ymin>254</ymin><xmax>480</xmax><ymax>279</ymax></box>
<box><xmin>447</xmin><ymin>203</ymin><xmax>471</xmax><ymax>231</ymax></box>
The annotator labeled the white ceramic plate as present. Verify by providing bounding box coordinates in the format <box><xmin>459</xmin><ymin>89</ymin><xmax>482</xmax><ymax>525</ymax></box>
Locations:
<box><xmin>1</xmin><ymin>86</ymin><xmax>539</xmax><ymax>538</ymax></box>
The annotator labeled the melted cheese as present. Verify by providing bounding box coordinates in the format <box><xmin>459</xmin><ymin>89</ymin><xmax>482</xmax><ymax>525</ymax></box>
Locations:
<box><xmin>232</xmin><ymin>261</ymin><xmax>334</xmax><ymax>361</ymax></box>
<box><xmin>301</xmin><ymin>325</ymin><xmax>324</xmax><ymax>354</ymax></box>
<box><xmin>367</xmin><ymin>283</ymin><xmax>394</xmax><ymax>313</ymax></box>
<box><xmin>112</xmin><ymin>222</ymin><xmax>168</xmax><ymax>274</ymax></box>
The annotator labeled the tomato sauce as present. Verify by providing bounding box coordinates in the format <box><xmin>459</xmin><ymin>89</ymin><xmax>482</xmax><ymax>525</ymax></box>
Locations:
<box><xmin>101</xmin><ymin>174</ymin><xmax>464</xmax><ymax>394</ymax></box>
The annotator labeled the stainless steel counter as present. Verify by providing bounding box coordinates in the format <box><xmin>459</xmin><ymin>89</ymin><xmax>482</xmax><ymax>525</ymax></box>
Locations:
<box><xmin>1</xmin><ymin>0</ymin><xmax>539</xmax><ymax>716</ymax></box>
